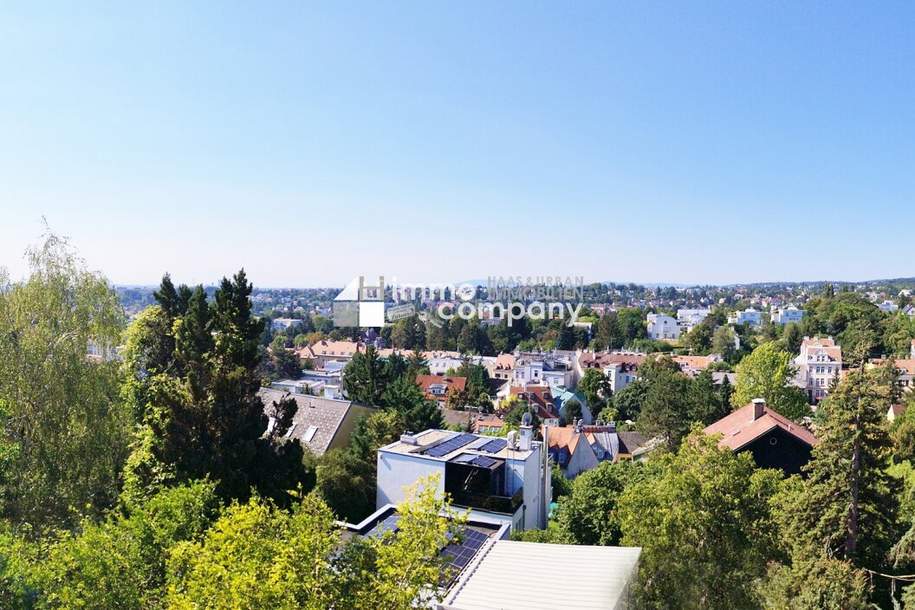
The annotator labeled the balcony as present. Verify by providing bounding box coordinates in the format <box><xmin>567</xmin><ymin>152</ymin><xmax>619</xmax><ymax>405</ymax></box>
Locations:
<box><xmin>451</xmin><ymin>487</ymin><xmax>524</xmax><ymax>515</ymax></box>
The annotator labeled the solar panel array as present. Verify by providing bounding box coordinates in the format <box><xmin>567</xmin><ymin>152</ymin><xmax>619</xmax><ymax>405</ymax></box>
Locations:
<box><xmin>442</xmin><ymin>528</ymin><xmax>490</xmax><ymax>572</ymax></box>
<box><xmin>367</xmin><ymin>515</ymin><xmax>400</xmax><ymax>538</ymax></box>
<box><xmin>425</xmin><ymin>433</ymin><xmax>478</xmax><ymax>457</ymax></box>
<box><xmin>478</xmin><ymin>438</ymin><xmax>507</xmax><ymax>453</ymax></box>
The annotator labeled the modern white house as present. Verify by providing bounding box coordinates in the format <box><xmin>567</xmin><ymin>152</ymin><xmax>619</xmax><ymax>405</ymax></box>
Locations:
<box><xmin>878</xmin><ymin>300</ymin><xmax>899</xmax><ymax>313</ymax></box>
<box><xmin>646</xmin><ymin>313</ymin><xmax>680</xmax><ymax>340</ymax></box>
<box><xmin>512</xmin><ymin>354</ymin><xmax>574</xmax><ymax>388</ymax></box>
<box><xmin>676</xmin><ymin>308</ymin><xmax>711</xmax><ymax>332</ymax></box>
<box><xmin>271</xmin><ymin>317</ymin><xmax>305</xmax><ymax>331</ymax></box>
<box><xmin>794</xmin><ymin>336</ymin><xmax>842</xmax><ymax>402</ymax></box>
<box><xmin>729</xmin><ymin>308</ymin><xmax>763</xmax><ymax>327</ymax></box>
<box><xmin>771</xmin><ymin>306</ymin><xmax>805</xmax><ymax>325</ymax></box>
<box><xmin>376</xmin><ymin>425</ymin><xmax>550</xmax><ymax>532</ymax></box>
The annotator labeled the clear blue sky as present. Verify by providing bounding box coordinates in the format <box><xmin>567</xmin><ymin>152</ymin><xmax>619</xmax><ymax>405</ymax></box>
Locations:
<box><xmin>1</xmin><ymin>2</ymin><xmax>913</xmax><ymax>287</ymax></box>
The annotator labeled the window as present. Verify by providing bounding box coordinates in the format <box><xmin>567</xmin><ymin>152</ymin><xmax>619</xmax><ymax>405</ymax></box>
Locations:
<box><xmin>303</xmin><ymin>425</ymin><xmax>318</xmax><ymax>442</ymax></box>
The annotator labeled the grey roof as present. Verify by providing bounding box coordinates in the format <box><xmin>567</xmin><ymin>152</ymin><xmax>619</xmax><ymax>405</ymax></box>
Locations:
<box><xmin>259</xmin><ymin>388</ymin><xmax>361</xmax><ymax>456</ymax></box>
<box><xmin>616</xmin><ymin>431</ymin><xmax>648</xmax><ymax>455</ymax></box>
<box><xmin>445</xmin><ymin>541</ymin><xmax>641</xmax><ymax>610</ymax></box>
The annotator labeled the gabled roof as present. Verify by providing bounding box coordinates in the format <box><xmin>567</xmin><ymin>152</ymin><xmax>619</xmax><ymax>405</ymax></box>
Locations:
<box><xmin>259</xmin><ymin>388</ymin><xmax>366</xmax><ymax>456</ymax></box>
<box><xmin>415</xmin><ymin>374</ymin><xmax>467</xmax><ymax>400</ymax></box>
<box><xmin>703</xmin><ymin>402</ymin><xmax>817</xmax><ymax>451</ymax></box>
<box><xmin>616</xmin><ymin>431</ymin><xmax>648</xmax><ymax>455</ymax></box>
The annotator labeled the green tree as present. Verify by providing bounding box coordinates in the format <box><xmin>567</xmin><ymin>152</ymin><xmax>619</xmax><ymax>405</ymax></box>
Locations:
<box><xmin>774</xmin><ymin>367</ymin><xmax>898</xmax><ymax>576</ymax></box>
<box><xmin>579</xmin><ymin>368</ymin><xmax>612</xmax><ymax>419</ymax></box>
<box><xmin>635</xmin><ymin>357</ymin><xmax>695</xmax><ymax>448</ymax></box>
<box><xmin>618</xmin><ymin>431</ymin><xmax>781</xmax><ymax>609</ymax></box>
<box><xmin>0</xmin><ymin>234</ymin><xmax>130</xmax><ymax>528</ymax></box>
<box><xmin>731</xmin><ymin>342</ymin><xmax>810</xmax><ymax>421</ymax></box>
<box><xmin>33</xmin><ymin>481</ymin><xmax>220</xmax><ymax>609</ymax></box>
<box><xmin>555</xmin><ymin>461</ymin><xmax>653</xmax><ymax>546</ymax></box>
<box><xmin>125</xmin><ymin>272</ymin><xmax>309</xmax><ymax>506</ymax></box>
<box><xmin>342</xmin><ymin>346</ymin><xmax>388</xmax><ymax>405</ymax></box>
<box><xmin>166</xmin><ymin>493</ymin><xmax>342</xmax><ymax>609</ymax></box>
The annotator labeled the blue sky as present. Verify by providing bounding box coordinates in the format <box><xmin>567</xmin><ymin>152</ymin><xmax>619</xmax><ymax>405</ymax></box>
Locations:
<box><xmin>1</xmin><ymin>2</ymin><xmax>913</xmax><ymax>287</ymax></box>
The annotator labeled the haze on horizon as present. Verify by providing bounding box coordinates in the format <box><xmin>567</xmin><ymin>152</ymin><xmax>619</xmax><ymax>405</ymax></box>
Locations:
<box><xmin>1</xmin><ymin>3</ymin><xmax>913</xmax><ymax>288</ymax></box>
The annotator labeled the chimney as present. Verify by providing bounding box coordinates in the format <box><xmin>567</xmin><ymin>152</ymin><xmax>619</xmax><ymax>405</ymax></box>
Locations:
<box><xmin>519</xmin><ymin>411</ymin><xmax>533</xmax><ymax>450</ymax></box>
<box><xmin>752</xmin><ymin>398</ymin><xmax>766</xmax><ymax>420</ymax></box>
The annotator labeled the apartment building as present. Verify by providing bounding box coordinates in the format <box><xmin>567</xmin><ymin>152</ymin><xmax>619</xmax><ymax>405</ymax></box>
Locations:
<box><xmin>795</xmin><ymin>336</ymin><xmax>842</xmax><ymax>402</ymax></box>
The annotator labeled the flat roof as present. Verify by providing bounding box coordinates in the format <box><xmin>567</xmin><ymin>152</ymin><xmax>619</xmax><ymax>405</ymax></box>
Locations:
<box><xmin>379</xmin><ymin>430</ymin><xmax>536</xmax><ymax>461</ymax></box>
<box><xmin>444</xmin><ymin>541</ymin><xmax>641</xmax><ymax>610</ymax></box>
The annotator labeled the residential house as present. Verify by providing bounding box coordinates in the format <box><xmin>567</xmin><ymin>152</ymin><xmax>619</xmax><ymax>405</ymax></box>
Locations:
<box><xmin>488</xmin><ymin>353</ymin><xmax>516</xmax><ymax>381</ymax></box>
<box><xmin>795</xmin><ymin>336</ymin><xmax>842</xmax><ymax>402</ymax></box>
<box><xmin>729</xmin><ymin>308</ymin><xmax>762</xmax><ymax>327</ymax></box>
<box><xmin>543</xmin><ymin>423</ymin><xmax>619</xmax><ymax>478</ymax></box>
<box><xmin>508</xmin><ymin>384</ymin><xmax>557</xmax><ymax>422</ymax></box>
<box><xmin>298</xmin><ymin>340</ymin><xmax>363</xmax><ymax>368</ymax></box>
<box><xmin>416</xmin><ymin>375</ymin><xmax>467</xmax><ymax>407</ymax></box>
<box><xmin>771</xmin><ymin>306</ymin><xmax>805</xmax><ymax>325</ymax></box>
<box><xmin>646</xmin><ymin>313</ymin><xmax>680</xmax><ymax>341</ymax></box>
<box><xmin>474</xmin><ymin>414</ymin><xmax>506</xmax><ymax>435</ymax></box>
<box><xmin>671</xmin><ymin>354</ymin><xmax>721</xmax><ymax>377</ymax></box>
<box><xmin>512</xmin><ymin>353</ymin><xmax>574</xmax><ymax>388</ymax></box>
<box><xmin>878</xmin><ymin>300</ymin><xmax>899</xmax><ymax>313</ymax></box>
<box><xmin>551</xmin><ymin>386</ymin><xmax>592</xmax><ymax>425</ymax></box>
<box><xmin>704</xmin><ymin>398</ymin><xmax>817</xmax><ymax>475</ymax></box>
<box><xmin>376</xmin><ymin>426</ymin><xmax>550</xmax><ymax>531</ymax></box>
<box><xmin>677</xmin><ymin>308</ymin><xmax>711</xmax><ymax>333</ymax></box>
<box><xmin>259</xmin><ymin>388</ymin><xmax>374</xmax><ymax>456</ymax></box>
<box><xmin>271</xmin><ymin>317</ymin><xmax>305</xmax><ymax>332</ymax></box>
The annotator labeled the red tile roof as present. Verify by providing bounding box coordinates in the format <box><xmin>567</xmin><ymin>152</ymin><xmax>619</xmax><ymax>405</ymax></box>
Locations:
<box><xmin>703</xmin><ymin>402</ymin><xmax>817</xmax><ymax>451</ymax></box>
<box><xmin>415</xmin><ymin>375</ymin><xmax>467</xmax><ymax>401</ymax></box>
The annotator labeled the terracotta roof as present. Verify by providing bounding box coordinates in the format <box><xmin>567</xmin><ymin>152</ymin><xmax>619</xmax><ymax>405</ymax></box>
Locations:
<box><xmin>473</xmin><ymin>414</ymin><xmax>505</xmax><ymax>432</ymax></box>
<box><xmin>493</xmin><ymin>354</ymin><xmax>516</xmax><ymax>371</ymax></box>
<box><xmin>890</xmin><ymin>404</ymin><xmax>907</xmax><ymax>418</ymax></box>
<box><xmin>415</xmin><ymin>375</ymin><xmax>467</xmax><ymax>401</ymax></box>
<box><xmin>580</xmin><ymin>352</ymin><xmax>646</xmax><ymax>369</ymax></box>
<box><xmin>703</xmin><ymin>402</ymin><xmax>817</xmax><ymax>451</ymax></box>
<box><xmin>672</xmin><ymin>354</ymin><xmax>719</xmax><ymax>371</ymax></box>
<box><xmin>302</xmin><ymin>340</ymin><xmax>363</xmax><ymax>359</ymax></box>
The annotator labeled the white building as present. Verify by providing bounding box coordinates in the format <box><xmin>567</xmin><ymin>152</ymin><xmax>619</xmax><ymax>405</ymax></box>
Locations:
<box><xmin>795</xmin><ymin>336</ymin><xmax>842</xmax><ymax>402</ymax></box>
<box><xmin>271</xmin><ymin>317</ymin><xmax>305</xmax><ymax>332</ymax></box>
<box><xmin>771</xmin><ymin>306</ymin><xmax>805</xmax><ymax>325</ymax></box>
<box><xmin>878</xmin><ymin>300</ymin><xmax>899</xmax><ymax>313</ymax></box>
<box><xmin>376</xmin><ymin>426</ymin><xmax>549</xmax><ymax>532</ymax></box>
<box><xmin>646</xmin><ymin>313</ymin><xmax>680</xmax><ymax>340</ymax></box>
<box><xmin>729</xmin><ymin>308</ymin><xmax>762</xmax><ymax>327</ymax></box>
<box><xmin>676</xmin><ymin>308</ymin><xmax>711</xmax><ymax>332</ymax></box>
<box><xmin>512</xmin><ymin>354</ymin><xmax>573</xmax><ymax>388</ymax></box>
<box><xmin>603</xmin><ymin>361</ymin><xmax>640</xmax><ymax>393</ymax></box>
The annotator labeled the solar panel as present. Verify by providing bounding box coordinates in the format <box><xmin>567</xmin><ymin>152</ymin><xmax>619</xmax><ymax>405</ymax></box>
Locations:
<box><xmin>368</xmin><ymin>515</ymin><xmax>400</xmax><ymax>538</ymax></box>
<box><xmin>471</xmin><ymin>456</ymin><xmax>498</xmax><ymax>468</ymax></box>
<box><xmin>478</xmin><ymin>438</ymin><xmax>507</xmax><ymax>453</ymax></box>
<box><xmin>426</xmin><ymin>433</ymin><xmax>478</xmax><ymax>458</ymax></box>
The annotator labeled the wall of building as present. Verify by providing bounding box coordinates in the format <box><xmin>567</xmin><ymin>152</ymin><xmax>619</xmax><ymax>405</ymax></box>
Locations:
<box><xmin>376</xmin><ymin>451</ymin><xmax>446</xmax><ymax>509</ymax></box>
